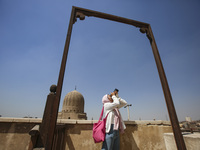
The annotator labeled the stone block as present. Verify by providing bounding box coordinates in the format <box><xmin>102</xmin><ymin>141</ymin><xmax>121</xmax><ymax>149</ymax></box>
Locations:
<box><xmin>164</xmin><ymin>132</ymin><xmax>200</xmax><ymax>150</ymax></box>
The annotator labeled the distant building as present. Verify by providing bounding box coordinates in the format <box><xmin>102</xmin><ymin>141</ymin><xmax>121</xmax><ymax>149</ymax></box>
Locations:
<box><xmin>186</xmin><ymin>117</ymin><xmax>192</xmax><ymax>122</ymax></box>
<box><xmin>58</xmin><ymin>90</ymin><xmax>87</xmax><ymax>120</ymax></box>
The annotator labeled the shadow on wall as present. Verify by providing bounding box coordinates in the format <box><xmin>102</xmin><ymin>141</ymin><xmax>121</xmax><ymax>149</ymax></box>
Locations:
<box><xmin>59</xmin><ymin>124</ymin><xmax>97</xmax><ymax>150</ymax></box>
<box><xmin>121</xmin><ymin>124</ymin><xmax>139</xmax><ymax>150</ymax></box>
<box><xmin>0</xmin><ymin>122</ymin><xmax>37</xmax><ymax>133</ymax></box>
<box><xmin>53</xmin><ymin>125</ymin><xmax>67</xmax><ymax>150</ymax></box>
<box><xmin>0</xmin><ymin>122</ymin><xmax>38</xmax><ymax>150</ymax></box>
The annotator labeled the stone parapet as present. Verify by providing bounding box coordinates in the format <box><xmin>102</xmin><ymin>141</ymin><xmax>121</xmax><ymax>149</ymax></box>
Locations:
<box><xmin>0</xmin><ymin>118</ymin><xmax>173</xmax><ymax>150</ymax></box>
<box><xmin>0</xmin><ymin>117</ymin><xmax>171</xmax><ymax>125</ymax></box>
<box><xmin>0</xmin><ymin>117</ymin><xmax>42</xmax><ymax>123</ymax></box>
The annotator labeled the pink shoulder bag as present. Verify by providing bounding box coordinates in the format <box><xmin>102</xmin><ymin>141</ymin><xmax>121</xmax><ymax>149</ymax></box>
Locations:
<box><xmin>92</xmin><ymin>106</ymin><xmax>110</xmax><ymax>143</ymax></box>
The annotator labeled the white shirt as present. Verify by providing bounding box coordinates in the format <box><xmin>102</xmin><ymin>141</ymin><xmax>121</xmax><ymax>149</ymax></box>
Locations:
<box><xmin>103</xmin><ymin>95</ymin><xmax>127</xmax><ymax>133</ymax></box>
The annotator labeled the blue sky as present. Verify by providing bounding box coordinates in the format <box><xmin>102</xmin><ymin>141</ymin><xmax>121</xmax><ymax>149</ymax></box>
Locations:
<box><xmin>0</xmin><ymin>1</ymin><xmax>200</xmax><ymax>121</ymax></box>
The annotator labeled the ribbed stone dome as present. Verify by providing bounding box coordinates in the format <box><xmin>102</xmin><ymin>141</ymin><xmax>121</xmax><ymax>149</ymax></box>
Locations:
<box><xmin>62</xmin><ymin>90</ymin><xmax>84</xmax><ymax>113</ymax></box>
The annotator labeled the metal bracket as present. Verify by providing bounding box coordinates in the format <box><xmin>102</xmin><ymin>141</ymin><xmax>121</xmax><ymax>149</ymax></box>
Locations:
<box><xmin>73</xmin><ymin>12</ymin><xmax>86</xmax><ymax>24</ymax></box>
<box><xmin>140</xmin><ymin>28</ymin><xmax>152</xmax><ymax>42</ymax></box>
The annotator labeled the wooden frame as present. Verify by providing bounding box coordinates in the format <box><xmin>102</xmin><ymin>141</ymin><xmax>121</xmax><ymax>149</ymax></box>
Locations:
<box><xmin>50</xmin><ymin>6</ymin><xmax>186</xmax><ymax>149</ymax></box>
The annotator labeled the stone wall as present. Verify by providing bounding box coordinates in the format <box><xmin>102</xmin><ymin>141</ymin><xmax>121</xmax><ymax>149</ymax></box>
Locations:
<box><xmin>0</xmin><ymin>118</ymin><xmax>172</xmax><ymax>150</ymax></box>
<box><xmin>164</xmin><ymin>133</ymin><xmax>200</xmax><ymax>150</ymax></box>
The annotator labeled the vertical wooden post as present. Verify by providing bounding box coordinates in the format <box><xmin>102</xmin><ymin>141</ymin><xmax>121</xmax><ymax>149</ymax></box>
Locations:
<box><xmin>147</xmin><ymin>25</ymin><xmax>186</xmax><ymax>150</ymax></box>
<box><xmin>39</xmin><ymin>85</ymin><xmax>57</xmax><ymax>149</ymax></box>
<box><xmin>43</xmin><ymin>7</ymin><xmax>76</xmax><ymax>150</ymax></box>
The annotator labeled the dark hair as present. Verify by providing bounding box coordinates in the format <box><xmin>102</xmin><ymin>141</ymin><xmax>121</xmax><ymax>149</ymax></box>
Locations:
<box><xmin>114</xmin><ymin>88</ymin><xmax>119</xmax><ymax>92</ymax></box>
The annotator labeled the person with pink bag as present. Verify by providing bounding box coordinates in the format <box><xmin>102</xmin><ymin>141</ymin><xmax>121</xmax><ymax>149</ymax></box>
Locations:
<box><xmin>101</xmin><ymin>89</ymin><xmax>127</xmax><ymax>150</ymax></box>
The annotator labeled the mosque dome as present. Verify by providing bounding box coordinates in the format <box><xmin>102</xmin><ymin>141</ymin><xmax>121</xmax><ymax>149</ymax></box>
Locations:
<box><xmin>58</xmin><ymin>90</ymin><xmax>87</xmax><ymax>120</ymax></box>
<box><xmin>62</xmin><ymin>90</ymin><xmax>84</xmax><ymax>113</ymax></box>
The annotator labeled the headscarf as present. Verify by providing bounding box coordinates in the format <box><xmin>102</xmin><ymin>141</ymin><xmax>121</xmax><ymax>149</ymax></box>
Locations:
<box><xmin>113</xmin><ymin>108</ymin><xmax>124</xmax><ymax>133</ymax></box>
<box><xmin>102</xmin><ymin>94</ymin><xmax>110</xmax><ymax>104</ymax></box>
